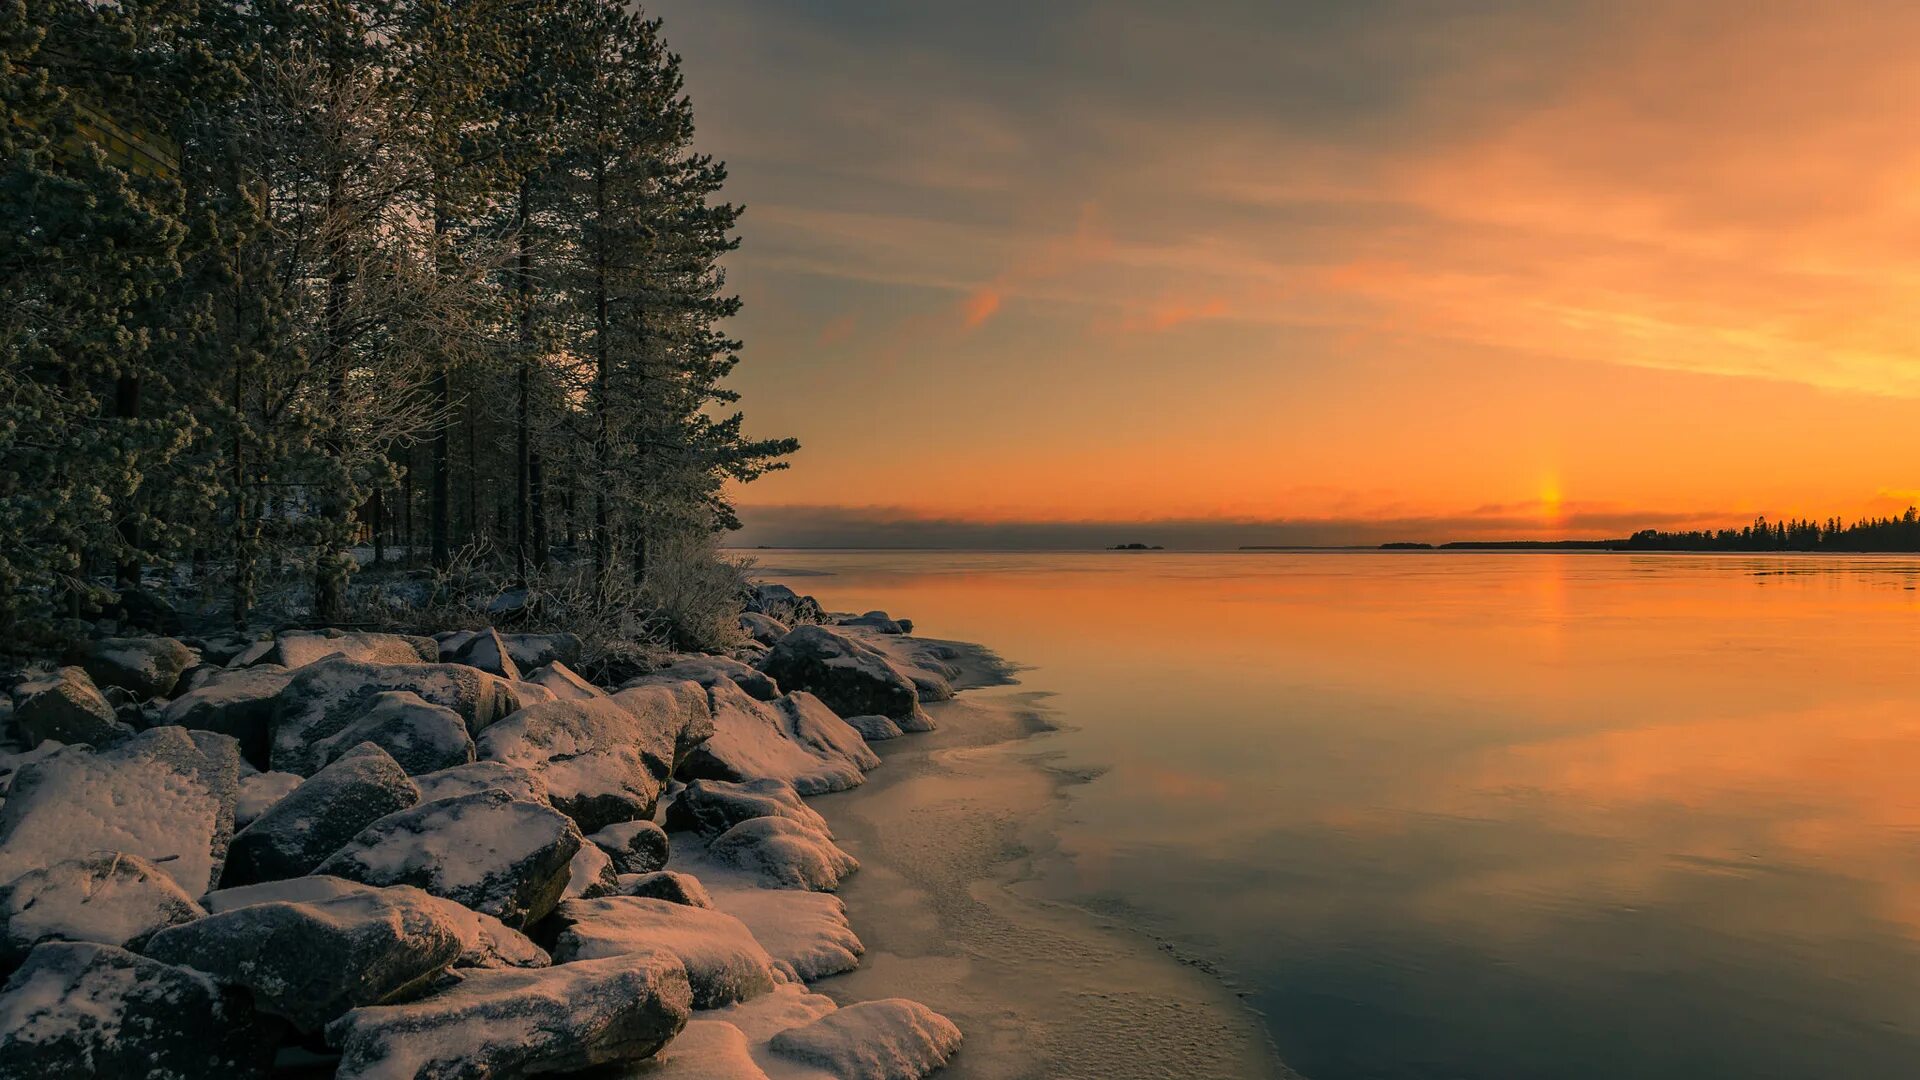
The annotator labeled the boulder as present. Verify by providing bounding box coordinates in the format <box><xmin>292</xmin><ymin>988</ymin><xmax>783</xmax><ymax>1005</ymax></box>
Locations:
<box><xmin>269</xmin><ymin>657</ymin><xmax>521</xmax><ymax>775</ymax></box>
<box><xmin>450</xmin><ymin>627</ymin><xmax>521</xmax><ymax>681</ymax></box>
<box><xmin>503</xmin><ymin>633</ymin><xmax>583</xmax><ymax>671</ymax></box>
<box><xmin>768</xmin><ymin>998</ymin><xmax>962</xmax><ymax>1080</ymax></box>
<box><xmin>235</xmin><ymin>769</ymin><xmax>302</xmax><ymax>826</ymax></box>
<box><xmin>546</xmin><ymin>896</ymin><xmax>779</xmax><ymax>1009</ymax></box>
<box><xmin>79</xmin><ymin>636</ymin><xmax>195</xmax><ymax>699</ymax></box>
<box><xmin>306</xmin><ymin>689</ymin><xmax>476</xmax><ymax>776</ymax></box>
<box><xmin>144</xmin><ymin>884</ymin><xmax>464</xmax><ymax>1033</ymax></box>
<box><xmin>225</xmin><ymin>639</ymin><xmax>275</xmax><ymax>668</ymax></box>
<box><xmin>477</xmin><ymin>695</ymin><xmax>696</xmax><ymax>832</ymax></box>
<box><xmin>666</xmin><ymin>776</ymin><xmax>831</xmax><ymax>839</ymax></box>
<box><xmin>327</xmin><ymin>951</ymin><xmax>691</xmax><ymax>1079</ymax></box>
<box><xmin>0</xmin><ymin>852</ymin><xmax>205</xmax><ymax>966</ymax></box>
<box><xmin>0</xmin><ymin>942</ymin><xmax>276</xmax><ymax>1079</ymax></box>
<box><xmin>632</xmin><ymin>654</ymin><xmax>780</xmax><ymax>702</ymax></box>
<box><xmin>161</xmin><ymin>664</ymin><xmax>294</xmax><ymax>767</ymax></box>
<box><xmin>564</xmin><ymin>839</ymin><xmax>619</xmax><ymax>899</ymax></box>
<box><xmin>607</xmin><ymin>678</ymin><xmax>717</xmax><ymax>776</ymax></box>
<box><xmin>0</xmin><ymin>727</ymin><xmax>240</xmax><ymax>894</ymax></box>
<box><xmin>262</xmin><ymin>629</ymin><xmax>438</xmax><ymax>670</ymax></box>
<box><xmin>839</xmin><ymin>610</ymin><xmax>908</xmax><ymax>634</ymax></box>
<box><xmin>591</xmin><ymin>819</ymin><xmax>670</xmax><ymax>875</ymax></box>
<box><xmin>525</xmin><ymin>660</ymin><xmax>605</xmax><ymax>701</ymax></box>
<box><xmin>12</xmin><ymin>667</ymin><xmax>131</xmax><ymax>749</ymax></box>
<box><xmin>206</xmin><ymin>876</ymin><xmax>549</xmax><ymax>971</ymax></box>
<box><xmin>314</xmin><ymin>790</ymin><xmax>582</xmax><ymax>928</ymax></box>
<box><xmin>616</xmin><ymin>870</ymin><xmax>714</xmax><ymax>909</ymax></box>
<box><xmin>748</xmin><ymin>583</ymin><xmax>824</xmax><ymax>623</ymax></box>
<box><xmin>712</xmin><ymin>886</ymin><xmax>863</xmax><ymax>982</ymax></box>
<box><xmin>413</xmin><ymin>760</ymin><xmax>550</xmax><ymax>806</ymax></box>
<box><xmin>506</xmin><ymin>679</ymin><xmax>557</xmax><ymax>705</ymax></box>
<box><xmin>846</xmin><ymin>714</ymin><xmax>905</xmax><ymax>741</ymax></box>
<box><xmin>739</xmin><ymin>611</ymin><xmax>791</xmax><ymax>647</ymax></box>
<box><xmin>759</xmin><ymin>625</ymin><xmax>930</xmax><ymax>729</ymax></box>
<box><xmin>679</xmin><ymin>683</ymin><xmax>879</xmax><ymax>795</ymax></box>
<box><xmin>222</xmin><ymin>742</ymin><xmax>419</xmax><ymax>887</ymax></box>
<box><xmin>644</xmin><ymin>1019</ymin><xmax>771</xmax><ymax>1080</ymax></box>
<box><xmin>111</xmin><ymin>586</ymin><xmax>184</xmax><ymax>636</ymax></box>
<box><xmin>707</xmin><ymin>817</ymin><xmax>859</xmax><ymax>892</ymax></box>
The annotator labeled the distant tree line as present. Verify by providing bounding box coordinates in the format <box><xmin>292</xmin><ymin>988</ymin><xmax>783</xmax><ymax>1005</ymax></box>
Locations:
<box><xmin>2</xmin><ymin>0</ymin><xmax>795</xmax><ymax>643</ymax></box>
<box><xmin>1620</xmin><ymin>509</ymin><xmax>1920</xmax><ymax>552</ymax></box>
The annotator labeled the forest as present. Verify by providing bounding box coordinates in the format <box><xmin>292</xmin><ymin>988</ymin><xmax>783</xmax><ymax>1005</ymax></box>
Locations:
<box><xmin>1619</xmin><ymin>509</ymin><xmax>1920</xmax><ymax>552</ymax></box>
<box><xmin>1</xmin><ymin>0</ymin><xmax>796</xmax><ymax>653</ymax></box>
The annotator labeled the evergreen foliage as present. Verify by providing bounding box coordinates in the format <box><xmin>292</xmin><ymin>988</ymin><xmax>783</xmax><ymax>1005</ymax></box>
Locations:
<box><xmin>1</xmin><ymin>0</ymin><xmax>794</xmax><ymax>643</ymax></box>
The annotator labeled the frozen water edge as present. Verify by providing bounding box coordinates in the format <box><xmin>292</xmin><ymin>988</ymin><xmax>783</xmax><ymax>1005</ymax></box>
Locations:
<box><xmin>801</xmin><ymin>636</ymin><xmax>1297</xmax><ymax>1080</ymax></box>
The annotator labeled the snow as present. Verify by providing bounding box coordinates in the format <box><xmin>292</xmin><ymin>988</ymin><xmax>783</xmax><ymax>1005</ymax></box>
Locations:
<box><xmin>235</xmin><ymin>770</ymin><xmax>303</xmax><ymax>826</ymax></box>
<box><xmin>566</xmin><ymin>839</ymin><xmax>617</xmax><ymax>898</ymax></box>
<box><xmin>526</xmin><ymin>661</ymin><xmax>605</xmax><ymax>701</ymax></box>
<box><xmin>304</xmin><ymin>690</ymin><xmax>476</xmax><ymax>776</ymax></box>
<box><xmin>843</xmin><ymin>715</ymin><xmax>904</xmax><ymax>741</ymax></box>
<box><xmin>475</xmin><ymin>698</ymin><xmax>668</xmax><ymax>833</ymax></box>
<box><xmin>709</xmin><ymin>885</ymin><xmax>864</xmax><ymax>982</ymax></box>
<box><xmin>767</xmin><ymin>999</ymin><xmax>962</xmax><ymax>1080</ymax></box>
<box><xmin>616</xmin><ymin>870</ymin><xmax>715</xmax><ymax>909</ymax></box>
<box><xmin>548</xmin><ymin>896</ymin><xmax>781</xmax><ymax>1009</ymax></box>
<box><xmin>266</xmin><ymin>630</ymin><xmax>437</xmax><ymax>670</ymax></box>
<box><xmin>644</xmin><ymin>1018</ymin><xmax>774</xmax><ymax>1079</ymax></box>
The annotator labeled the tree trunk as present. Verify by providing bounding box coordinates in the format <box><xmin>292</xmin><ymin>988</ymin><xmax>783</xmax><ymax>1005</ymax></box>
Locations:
<box><xmin>515</xmin><ymin>175</ymin><xmax>532</xmax><ymax>585</ymax></box>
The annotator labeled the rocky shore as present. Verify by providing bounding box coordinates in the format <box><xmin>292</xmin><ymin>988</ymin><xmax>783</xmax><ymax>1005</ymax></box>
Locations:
<box><xmin>0</xmin><ymin>583</ymin><xmax>978</xmax><ymax>1079</ymax></box>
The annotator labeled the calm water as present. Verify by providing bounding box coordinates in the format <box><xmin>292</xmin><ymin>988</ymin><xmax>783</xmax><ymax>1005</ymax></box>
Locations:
<box><xmin>751</xmin><ymin>550</ymin><xmax>1920</xmax><ymax>1080</ymax></box>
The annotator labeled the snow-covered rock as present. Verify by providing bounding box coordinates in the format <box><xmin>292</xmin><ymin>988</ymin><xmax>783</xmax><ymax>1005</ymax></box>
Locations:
<box><xmin>739</xmin><ymin>611</ymin><xmax>791</xmax><ymax>647</ymax></box>
<box><xmin>838</xmin><ymin>610</ymin><xmax>908</xmax><ymax>635</ymax></box>
<box><xmin>326</xmin><ymin>950</ymin><xmax>691</xmax><ymax>1079</ymax></box>
<box><xmin>759</xmin><ymin>626</ymin><xmax>930</xmax><ymax>729</ymax></box>
<box><xmin>80</xmin><ymin>636</ymin><xmax>195</xmax><ymax>699</ymax></box>
<box><xmin>0</xmin><ymin>852</ymin><xmax>205</xmax><ymax>965</ymax></box>
<box><xmin>666</xmin><ymin>776</ymin><xmax>832</xmax><ymax>839</ymax></box>
<box><xmin>235</xmin><ymin>769</ymin><xmax>302</xmax><ymax>826</ymax></box>
<box><xmin>633</xmin><ymin>654</ymin><xmax>781</xmax><ymax>702</ymax></box>
<box><xmin>450</xmin><ymin>627</ymin><xmax>521</xmax><ymax>681</ymax></box>
<box><xmin>680</xmin><ymin>683</ymin><xmax>879</xmax><ymax>795</ymax></box>
<box><xmin>565</xmin><ymin>838</ymin><xmax>619</xmax><ymax>899</ymax></box>
<box><xmin>548</xmin><ymin>896</ymin><xmax>781</xmax><ymax>1009</ymax></box>
<box><xmin>0</xmin><ymin>726</ymin><xmax>240</xmax><ymax>894</ymax></box>
<box><xmin>269</xmin><ymin>657</ymin><xmax>522</xmax><ymax>775</ymax></box>
<box><xmin>222</xmin><ymin>742</ymin><xmax>419</xmax><ymax>886</ymax></box>
<box><xmin>645</xmin><ymin>1018</ymin><xmax>773</xmax><ymax>1080</ymax></box>
<box><xmin>748</xmin><ymin>583</ymin><xmax>825</xmax><ymax>623</ymax></box>
<box><xmin>607</xmin><ymin>678</ymin><xmax>718</xmax><ymax>777</ymax></box>
<box><xmin>616</xmin><ymin>870</ymin><xmax>715</xmax><ymax>908</ymax></box>
<box><xmin>314</xmin><ymin>789</ymin><xmax>583</xmax><ymax>928</ymax></box>
<box><xmin>143</xmin><ymin>884</ymin><xmax>464</xmax><ymax>1032</ymax></box>
<box><xmin>306</xmin><ymin>689</ymin><xmax>476</xmax><ymax>776</ymax></box>
<box><xmin>0</xmin><ymin>942</ymin><xmax>276</xmax><ymax>1078</ymax></box>
<box><xmin>261</xmin><ymin>629</ymin><xmax>438</xmax><ymax>670</ymax></box>
<box><xmin>205</xmin><ymin>876</ymin><xmax>549</xmax><ymax>971</ymax></box>
<box><xmin>591</xmin><ymin>819</ymin><xmax>670</xmax><ymax>875</ymax></box>
<box><xmin>412</xmin><ymin>760</ymin><xmax>550</xmax><ymax>805</ymax></box>
<box><xmin>476</xmin><ymin>697</ymin><xmax>675</xmax><ymax>833</ymax></box>
<box><xmin>711</xmin><ymin>886</ymin><xmax>863</xmax><ymax>982</ymax></box>
<box><xmin>844</xmin><ymin>714</ymin><xmax>904</xmax><ymax>741</ymax></box>
<box><xmin>12</xmin><ymin>667</ymin><xmax>130</xmax><ymax>749</ymax></box>
<box><xmin>161</xmin><ymin>664</ymin><xmax>294</xmax><ymax>767</ymax></box>
<box><xmin>525</xmin><ymin>660</ymin><xmax>605</xmax><ymax>701</ymax></box>
<box><xmin>768</xmin><ymin>999</ymin><xmax>962</xmax><ymax>1080</ymax></box>
<box><xmin>503</xmin><ymin>632</ymin><xmax>583</xmax><ymax>671</ymax></box>
<box><xmin>706</xmin><ymin>817</ymin><xmax>858</xmax><ymax>892</ymax></box>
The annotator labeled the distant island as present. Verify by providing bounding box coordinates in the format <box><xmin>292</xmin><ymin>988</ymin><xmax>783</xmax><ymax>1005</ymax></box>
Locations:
<box><xmin>1239</xmin><ymin>509</ymin><xmax>1920</xmax><ymax>554</ymax></box>
<box><xmin>1110</xmin><ymin>542</ymin><xmax>1165</xmax><ymax>550</ymax></box>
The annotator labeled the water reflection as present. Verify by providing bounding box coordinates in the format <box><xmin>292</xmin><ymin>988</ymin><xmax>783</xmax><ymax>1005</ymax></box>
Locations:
<box><xmin>751</xmin><ymin>551</ymin><xmax>1920</xmax><ymax>1079</ymax></box>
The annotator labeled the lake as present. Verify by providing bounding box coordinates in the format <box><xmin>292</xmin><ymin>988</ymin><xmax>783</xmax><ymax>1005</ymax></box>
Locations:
<box><xmin>749</xmin><ymin>549</ymin><xmax>1920</xmax><ymax>1080</ymax></box>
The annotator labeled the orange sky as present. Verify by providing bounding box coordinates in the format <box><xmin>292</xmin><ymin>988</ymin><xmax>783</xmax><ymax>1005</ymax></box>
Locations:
<box><xmin>655</xmin><ymin>0</ymin><xmax>1920</xmax><ymax>545</ymax></box>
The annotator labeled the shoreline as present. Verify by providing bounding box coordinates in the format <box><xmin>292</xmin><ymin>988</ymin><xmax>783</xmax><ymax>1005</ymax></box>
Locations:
<box><xmin>815</xmin><ymin>633</ymin><xmax>1295</xmax><ymax>1080</ymax></box>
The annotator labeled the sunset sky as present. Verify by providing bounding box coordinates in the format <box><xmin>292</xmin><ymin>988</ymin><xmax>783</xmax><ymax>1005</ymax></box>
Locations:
<box><xmin>653</xmin><ymin>0</ymin><xmax>1920</xmax><ymax>547</ymax></box>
